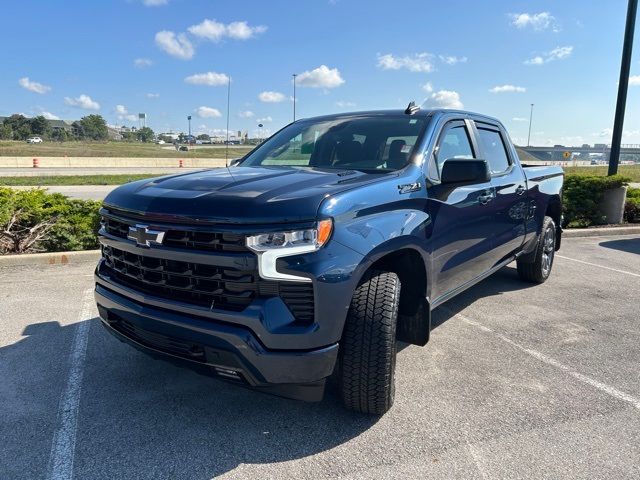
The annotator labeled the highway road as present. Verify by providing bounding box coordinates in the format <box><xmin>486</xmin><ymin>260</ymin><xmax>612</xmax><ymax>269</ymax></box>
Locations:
<box><xmin>1</xmin><ymin>234</ymin><xmax>640</xmax><ymax>479</ymax></box>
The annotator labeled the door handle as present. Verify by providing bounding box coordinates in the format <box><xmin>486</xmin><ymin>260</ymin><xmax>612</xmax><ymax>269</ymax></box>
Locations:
<box><xmin>515</xmin><ymin>185</ymin><xmax>526</xmax><ymax>196</ymax></box>
<box><xmin>478</xmin><ymin>191</ymin><xmax>494</xmax><ymax>205</ymax></box>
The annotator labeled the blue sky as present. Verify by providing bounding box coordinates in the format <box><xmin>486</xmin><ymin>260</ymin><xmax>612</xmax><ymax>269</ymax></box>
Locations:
<box><xmin>2</xmin><ymin>0</ymin><xmax>639</xmax><ymax>145</ymax></box>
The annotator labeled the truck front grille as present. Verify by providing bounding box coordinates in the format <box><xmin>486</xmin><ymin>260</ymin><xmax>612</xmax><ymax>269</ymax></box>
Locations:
<box><xmin>102</xmin><ymin>214</ymin><xmax>248</xmax><ymax>252</ymax></box>
<box><xmin>102</xmin><ymin>245</ymin><xmax>255</xmax><ymax>311</ymax></box>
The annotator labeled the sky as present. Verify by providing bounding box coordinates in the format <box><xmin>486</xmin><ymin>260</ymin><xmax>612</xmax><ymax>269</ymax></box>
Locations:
<box><xmin>2</xmin><ymin>0</ymin><xmax>640</xmax><ymax>146</ymax></box>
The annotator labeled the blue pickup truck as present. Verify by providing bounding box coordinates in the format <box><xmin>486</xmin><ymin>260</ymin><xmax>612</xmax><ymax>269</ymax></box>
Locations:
<box><xmin>95</xmin><ymin>107</ymin><xmax>563</xmax><ymax>414</ymax></box>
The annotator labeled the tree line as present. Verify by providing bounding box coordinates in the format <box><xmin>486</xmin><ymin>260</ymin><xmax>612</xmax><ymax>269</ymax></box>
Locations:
<box><xmin>0</xmin><ymin>114</ymin><xmax>155</xmax><ymax>143</ymax></box>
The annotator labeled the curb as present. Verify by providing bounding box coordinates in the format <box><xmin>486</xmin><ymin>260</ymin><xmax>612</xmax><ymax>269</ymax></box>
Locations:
<box><xmin>563</xmin><ymin>226</ymin><xmax>640</xmax><ymax>238</ymax></box>
<box><xmin>0</xmin><ymin>250</ymin><xmax>100</xmax><ymax>267</ymax></box>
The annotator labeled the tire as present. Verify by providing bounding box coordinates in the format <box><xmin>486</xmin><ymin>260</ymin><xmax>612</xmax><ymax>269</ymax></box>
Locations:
<box><xmin>339</xmin><ymin>270</ymin><xmax>401</xmax><ymax>415</ymax></box>
<box><xmin>517</xmin><ymin>216</ymin><xmax>556</xmax><ymax>283</ymax></box>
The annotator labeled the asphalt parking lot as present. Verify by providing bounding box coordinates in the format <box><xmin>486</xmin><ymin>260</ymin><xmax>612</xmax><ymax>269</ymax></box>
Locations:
<box><xmin>1</xmin><ymin>234</ymin><xmax>639</xmax><ymax>479</ymax></box>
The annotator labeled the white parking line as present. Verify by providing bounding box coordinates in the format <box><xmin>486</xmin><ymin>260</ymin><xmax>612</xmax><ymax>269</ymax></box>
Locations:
<box><xmin>556</xmin><ymin>255</ymin><xmax>640</xmax><ymax>278</ymax></box>
<box><xmin>47</xmin><ymin>288</ymin><xmax>95</xmax><ymax>480</ymax></box>
<box><xmin>443</xmin><ymin>308</ymin><xmax>640</xmax><ymax>410</ymax></box>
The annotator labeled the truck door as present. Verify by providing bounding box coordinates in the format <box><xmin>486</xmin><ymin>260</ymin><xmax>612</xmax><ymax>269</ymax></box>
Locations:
<box><xmin>426</xmin><ymin>119</ymin><xmax>498</xmax><ymax>301</ymax></box>
<box><xmin>473</xmin><ymin>122</ymin><xmax>527</xmax><ymax>264</ymax></box>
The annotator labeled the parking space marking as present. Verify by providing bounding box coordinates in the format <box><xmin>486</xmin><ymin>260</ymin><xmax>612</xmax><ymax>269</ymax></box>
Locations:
<box><xmin>442</xmin><ymin>308</ymin><xmax>640</xmax><ymax>410</ymax></box>
<box><xmin>47</xmin><ymin>288</ymin><xmax>94</xmax><ymax>480</ymax></box>
<box><xmin>556</xmin><ymin>255</ymin><xmax>640</xmax><ymax>278</ymax></box>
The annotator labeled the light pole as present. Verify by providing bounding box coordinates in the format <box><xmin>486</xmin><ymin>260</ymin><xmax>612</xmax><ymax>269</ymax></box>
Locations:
<box><xmin>292</xmin><ymin>73</ymin><xmax>297</xmax><ymax>122</ymax></box>
<box><xmin>187</xmin><ymin>115</ymin><xmax>191</xmax><ymax>143</ymax></box>
<box><xmin>527</xmin><ymin>103</ymin><xmax>534</xmax><ymax>147</ymax></box>
<box><xmin>225</xmin><ymin>76</ymin><xmax>231</xmax><ymax>166</ymax></box>
<box><xmin>609</xmin><ymin>0</ymin><xmax>638</xmax><ymax>175</ymax></box>
<box><xmin>258</xmin><ymin>123</ymin><xmax>263</xmax><ymax>143</ymax></box>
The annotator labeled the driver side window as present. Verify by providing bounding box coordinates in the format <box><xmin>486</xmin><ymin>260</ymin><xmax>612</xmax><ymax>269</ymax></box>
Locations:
<box><xmin>432</xmin><ymin>123</ymin><xmax>475</xmax><ymax>178</ymax></box>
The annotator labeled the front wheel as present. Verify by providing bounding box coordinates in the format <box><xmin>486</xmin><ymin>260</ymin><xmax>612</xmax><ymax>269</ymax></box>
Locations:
<box><xmin>517</xmin><ymin>216</ymin><xmax>556</xmax><ymax>283</ymax></box>
<box><xmin>338</xmin><ymin>270</ymin><xmax>401</xmax><ymax>415</ymax></box>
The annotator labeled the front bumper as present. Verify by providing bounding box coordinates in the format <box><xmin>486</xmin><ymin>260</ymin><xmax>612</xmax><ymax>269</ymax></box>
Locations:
<box><xmin>95</xmin><ymin>282</ymin><xmax>339</xmax><ymax>401</ymax></box>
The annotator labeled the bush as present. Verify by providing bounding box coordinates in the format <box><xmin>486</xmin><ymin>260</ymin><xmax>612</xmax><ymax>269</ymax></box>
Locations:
<box><xmin>625</xmin><ymin>187</ymin><xmax>640</xmax><ymax>223</ymax></box>
<box><xmin>0</xmin><ymin>188</ymin><xmax>101</xmax><ymax>254</ymax></box>
<box><xmin>563</xmin><ymin>174</ymin><xmax>630</xmax><ymax>228</ymax></box>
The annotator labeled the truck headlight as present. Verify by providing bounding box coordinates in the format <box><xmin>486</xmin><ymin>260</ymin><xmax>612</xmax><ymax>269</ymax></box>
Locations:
<box><xmin>246</xmin><ymin>219</ymin><xmax>332</xmax><ymax>282</ymax></box>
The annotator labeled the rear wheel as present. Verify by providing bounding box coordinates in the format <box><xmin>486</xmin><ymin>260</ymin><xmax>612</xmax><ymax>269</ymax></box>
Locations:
<box><xmin>517</xmin><ymin>216</ymin><xmax>556</xmax><ymax>283</ymax></box>
<box><xmin>338</xmin><ymin>270</ymin><xmax>400</xmax><ymax>415</ymax></box>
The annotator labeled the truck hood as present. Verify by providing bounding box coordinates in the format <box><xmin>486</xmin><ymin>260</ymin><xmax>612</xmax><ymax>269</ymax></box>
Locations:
<box><xmin>103</xmin><ymin>166</ymin><xmax>388</xmax><ymax>225</ymax></box>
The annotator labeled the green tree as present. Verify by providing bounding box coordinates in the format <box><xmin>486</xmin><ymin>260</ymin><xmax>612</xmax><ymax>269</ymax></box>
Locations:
<box><xmin>50</xmin><ymin>128</ymin><xmax>69</xmax><ymax>142</ymax></box>
<box><xmin>136</xmin><ymin>126</ymin><xmax>155</xmax><ymax>143</ymax></box>
<box><xmin>78</xmin><ymin>114</ymin><xmax>108</xmax><ymax>140</ymax></box>
<box><xmin>3</xmin><ymin>114</ymin><xmax>31</xmax><ymax>140</ymax></box>
<box><xmin>197</xmin><ymin>133</ymin><xmax>210</xmax><ymax>141</ymax></box>
<box><xmin>0</xmin><ymin>123</ymin><xmax>12</xmax><ymax>140</ymax></box>
<box><xmin>30</xmin><ymin>116</ymin><xmax>51</xmax><ymax>138</ymax></box>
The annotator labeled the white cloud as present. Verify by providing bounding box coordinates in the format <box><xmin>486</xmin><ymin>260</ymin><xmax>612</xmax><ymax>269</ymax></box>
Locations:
<box><xmin>377</xmin><ymin>53</ymin><xmax>434</xmax><ymax>73</ymax></box>
<box><xmin>512</xmin><ymin>117</ymin><xmax>529</xmax><ymax>122</ymax></box>
<box><xmin>155</xmin><ymin>31</ymin><xmax>194</xmax><ymax>60</ymax></box>
<box><xmin>525</xmin><ymin>46</ymin><xmax>573</xmax><ymax>65</ymax></box>
<box><xmin>510</xmin><ymin>12</ymin><xmax>559</xmax><ymax>31</ymax></box>
<box><xmin>64</xmin><ymin>94</ymin><xmax>100</xmax><ymax>110</ymax></box>
<box><xmin>188</xmin><ymin>19</ymin><xmax>267</xmax><ymax>42</ymax></box>
<box><xmin>40</xmin><ymin>111</ymin><xmax>60</xmax><ymax>120</ymax></box>
<box><xmin>195</xmin><ymin>106</ymin><xmax>222</xmax><ymax>118</ymax></box>
<box><xmin>184</xmin><ymin>71</ymin><xmax>229</xmax><ymax>86</ymax></box>
<box><xmin>422</xmin><ymin>82</ymin><xmax>434</xmax><ymax>93</ymax></box>
<box><xmin>115</xmin><ymin>105</ymin><xmax>137</xmax><ymax>122</ymax></box>
<box><xmin>146</xmin><ymin>93</ymin><xmax>160</xmax><ymax>98</ymax></box>
<box><xmin>296</xmin><ymin>65</ymin><xmax>345</xmax><ymax>88</ymax></box>
<box><xmin>439</xmin><ymin>55</ymin><xmax>468</xmax><ymax>65</ymax></box>
<box><xmin>258</xmin><ymin>91</ymin><xmax>286</xmax><ymax>103</ymax></box>
<box><xmin>18</xmin><ymin>77</ymin><xmax>51</xmax><ymax>94</ymax></box>
<box><xmin>134</xmin><ymin>58</ymin><xmax>153</xmax><ymax>68</ymax></box>
<box><xmin>423</xmin><ymin>90</ymin><xmax>463</xmax><ymax>109</ymax></box>
<box><xmin>142</xmin><ymin>0</ymin><xmax>168</xmax><ymax>5</ymax></box>
<box><xmin>489</xmin><ymin>84</ymin><xmax>526</xmax><ymax>93</ymax></box>
<box><xmin>336</xmin><ymin>100</ymin><xmax>356</xmax><ymax>108</ymax></box>
<box><xmin>629</xmin><ymin>75</ymin><xmax>640</xmax><ymax>86</ymax></box>
<box><xmin>256</xmin><ymin>116</ymin><xmax>273</xmax><ymax>123</ymax></box>
<box><xmin>238</xmin><ymin>110</ymin><xmax>254</xmax><ymax>118</ymax></box>
<box><xmin>599</xmin><ymin>128</ymin><xmax>613</xmax><ymax>137</ymax></box>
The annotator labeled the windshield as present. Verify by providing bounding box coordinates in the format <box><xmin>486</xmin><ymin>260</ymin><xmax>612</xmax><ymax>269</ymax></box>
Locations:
<box><xmin>240</xmin><ymin>115</ymin><xmax>427</xmax><ymax>172</ymax></box>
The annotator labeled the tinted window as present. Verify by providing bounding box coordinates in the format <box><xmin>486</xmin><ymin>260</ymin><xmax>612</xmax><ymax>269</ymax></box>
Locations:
<box><xmin>242</xmin><ymin>116</ymin><xmax>427</xmax><ymax>171</ymax></box>
<box><xmin>477</xmin><ymin>128</ymin><xmax>510</xmax><ymax>174</ymax></box>
<box><xmin>435</xmin><ymin>125</ymin><xmax>475</xmax><ymax>173</ymax></box>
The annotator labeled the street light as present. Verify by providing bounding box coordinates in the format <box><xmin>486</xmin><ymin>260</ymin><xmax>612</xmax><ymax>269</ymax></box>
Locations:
<box><xmin>609</xmin><ymin>0</ymin><xmax>638</xmax><ymax>175</ymax></box>
<box><xmin>527</xmin><ymin>104</ymin><xmax>534</xmax><ymax>147</ymax></box>
<box><xmin>292</xmin><ymin>73</ymin><xmax>297</xmax><ymax>122</ymax></box>
<box><xmin>187</xmin><ymin>115</ymin><xmax>191</xmax><ymax>143</ymax></box>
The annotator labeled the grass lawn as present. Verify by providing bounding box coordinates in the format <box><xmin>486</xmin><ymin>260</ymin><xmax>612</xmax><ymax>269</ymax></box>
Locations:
<box><xmin>0</xmin><ymin>140</ymin><xmax>254</xmax><ymax>159</ymax></box>
<box><xmin>0</xmin><ymin>174</ymin><xmax>159</xmax><ymax>186</ymax></box>
<box><xmin>563</xmin><ymin>164</ymin><xmax>640</xmax><ymax>182</ymax></box>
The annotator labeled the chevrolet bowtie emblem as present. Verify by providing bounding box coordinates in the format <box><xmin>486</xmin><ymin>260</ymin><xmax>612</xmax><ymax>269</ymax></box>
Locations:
<box><xmin>127</xmin><ymin>224</ymin><xmax>165</xmax><ymax>247</ymax></box>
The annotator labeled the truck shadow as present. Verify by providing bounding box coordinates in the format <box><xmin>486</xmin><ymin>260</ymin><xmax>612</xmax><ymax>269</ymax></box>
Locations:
<box><xmin>430</xmin><ymin>265</ymin><xmax>534</xmax><ymax>330</ymax></box>
<box><xmin>599</xmin><ymin>237</ymin><xmax>640</xmax><ymax>255</ymax></box>
<box><xmin>1</xmin><ymin>318</ymin><xmax>378</xmax><ymax>479</ymax></box>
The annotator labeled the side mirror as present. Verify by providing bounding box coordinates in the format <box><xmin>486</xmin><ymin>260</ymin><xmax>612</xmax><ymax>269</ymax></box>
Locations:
<box><xmin>440</xmin><ymin>159</ymin><xmax>490</xmax><ymax>185</ymax></box>
<box><xmin>228</xmin><ymin>158</ymin><xmax>242</xmax><ymax>167</ymax></box>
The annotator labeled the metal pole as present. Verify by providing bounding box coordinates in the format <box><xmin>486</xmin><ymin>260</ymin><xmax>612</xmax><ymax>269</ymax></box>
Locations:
<box><xmin>609</xmin><ymin>0</ymin><xmax>638</xmax><ymax>175</ymax></box>
<box><xmin>527</xmin><ymin>103</ymin><xmax>534</xmax><ymax>147</ymax></box>
<box><xmin>187</xmin><ymin>115</ymin><xmax>191</xmax><ymax>142</ymax></box>
<box><xmin>292</xmin><ymin>73</ymin><xmax>297</xmax><ymax>122</ymax></box>
<box><xmin>225</xmin><ymin>76</ymin><xmax>231</xmax><ymax>166</ymax></box>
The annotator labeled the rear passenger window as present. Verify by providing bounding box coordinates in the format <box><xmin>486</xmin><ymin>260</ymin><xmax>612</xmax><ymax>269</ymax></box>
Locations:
<box><xmin>434</xmin><ymin>125</ymin><xmax>475</xmax><ymax>173</ymax></box>
<box><xmin>477</xmin><ymin>128</ymin><xmax>511</xmax><ymax>174</ymax></box>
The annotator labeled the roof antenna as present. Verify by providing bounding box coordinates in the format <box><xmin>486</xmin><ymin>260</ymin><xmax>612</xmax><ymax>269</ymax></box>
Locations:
<box><xmin>405</xmin><ymin>101</ymin><xmax>420</xmax><ymax>115</ymax></box>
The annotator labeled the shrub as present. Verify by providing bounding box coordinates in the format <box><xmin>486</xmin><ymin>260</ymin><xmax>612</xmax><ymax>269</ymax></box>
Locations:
<box><xmin>563</xmin><ymin>174</ymin><xmax>630</xmax><ymax>228</ymax></box>
<box><xmin>0</xmin><ymin>188</ymin><xmax>101</xmax><ymax>254</ymax></box>
<box><xmin>625</xmin><ymin>187</ymin><xmax>640</xmax><ymax>223</ymax></box>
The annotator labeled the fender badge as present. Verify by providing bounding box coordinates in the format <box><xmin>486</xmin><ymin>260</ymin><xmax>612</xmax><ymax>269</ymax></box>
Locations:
<box><xmin>397</xmin><ymin>182</ymin><xmax>422</xmax><ymax>194</ymax></box>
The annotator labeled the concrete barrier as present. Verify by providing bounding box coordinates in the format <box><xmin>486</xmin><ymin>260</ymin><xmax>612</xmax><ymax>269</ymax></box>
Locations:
<box><xmin>0</xmin><ymin>156</ymin><xmax>228</xmax><ymax>168</ymax></box>
<box><xmin>0</xmin><ymin>250</ymin><xmax>101</xmax><ymax>267</ymax></box>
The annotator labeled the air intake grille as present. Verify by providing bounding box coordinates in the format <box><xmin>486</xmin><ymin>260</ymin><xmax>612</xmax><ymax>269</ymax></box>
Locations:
<box><xmin>102</xmin><ymin>215</ymin><xmax>248</xmax><ymax>252</ymax></box>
